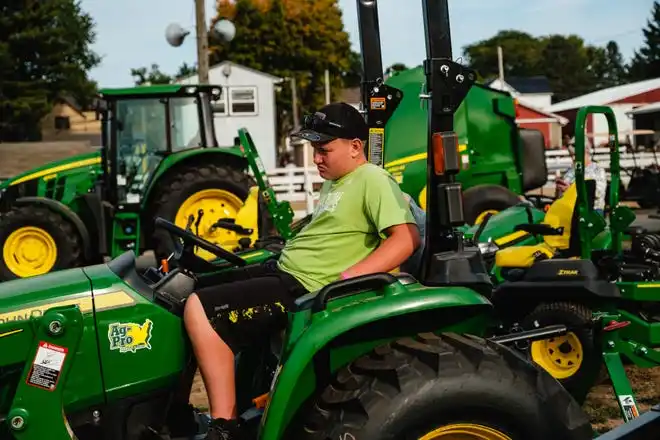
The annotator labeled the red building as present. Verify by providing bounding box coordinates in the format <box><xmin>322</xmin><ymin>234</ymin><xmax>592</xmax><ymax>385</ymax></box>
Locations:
<box><xmin>547</xmin><ymin>77</ymin><xmax>660</xmax><ymax>148</ymax></box>
<box><xmin>515</xmin><ymin>101</ymin><xmax>568</xmax><ymax>149</ymax></box>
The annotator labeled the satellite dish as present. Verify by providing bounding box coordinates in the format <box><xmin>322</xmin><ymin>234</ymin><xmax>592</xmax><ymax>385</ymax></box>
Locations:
<box><xmin>213</xmin><ymin>19</ymin><xmax>236</xmax><ymax>43</ymax></box>
<box><xmin>166</xmin><ymin>23</ymin><xmax>191</xmax><ymax>47</ymax></box>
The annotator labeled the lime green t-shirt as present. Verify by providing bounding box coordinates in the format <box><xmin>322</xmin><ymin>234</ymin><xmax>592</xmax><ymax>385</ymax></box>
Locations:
<box><xmin>277</xmin><ymin>163</ymin><xmax>416</xmax><ymax>293</ymax></box>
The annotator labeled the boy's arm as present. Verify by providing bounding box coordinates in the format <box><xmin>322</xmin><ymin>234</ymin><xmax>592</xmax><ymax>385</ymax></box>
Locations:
<box><xmin>341</xmin><ymin>174</ymin><xmax>421</xmax><ymax>279</ymax></box>
<box><xmin>341</xmin><ymin>223</ymin><xmax>420</xmax><ymax>278</ymax></box>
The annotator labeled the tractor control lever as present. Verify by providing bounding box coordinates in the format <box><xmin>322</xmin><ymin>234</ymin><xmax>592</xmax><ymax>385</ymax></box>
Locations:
<box><xmin>210</xmin><ymin>219</ymin><xmax>253</xmax><ymax>235</ymax></box>
<box><xmin>195</xmin><ymin>209</ymin><xmax>204</xmax><ymax>236</ymax></box>
<box><xmin>185</xmin><ymin>214</ymin><xmax>195</xmax><ymax>232</ymax></box>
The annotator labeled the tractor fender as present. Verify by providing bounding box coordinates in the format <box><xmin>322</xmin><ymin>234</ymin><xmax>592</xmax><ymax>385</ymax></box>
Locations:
<box><xmin>142</xmin><ymin>146</ymin><xmax>247</xmax><ymax>209</ymax></box>
<box><xmin>261</xmin><ymin>281</ymin><xmax>492</xmax><ymax>440</ymax></box>
<box><xmin>13</xmin><ymin>197</ymin><xmax>92</xmax><ymax>261</ymax></box>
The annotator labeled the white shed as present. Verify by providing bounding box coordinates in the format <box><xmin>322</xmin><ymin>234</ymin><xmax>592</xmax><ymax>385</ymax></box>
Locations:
<box><xmin>176</xmin><ymin>61</ymin><xmax>283</xmax><ymax>172</ymax></box>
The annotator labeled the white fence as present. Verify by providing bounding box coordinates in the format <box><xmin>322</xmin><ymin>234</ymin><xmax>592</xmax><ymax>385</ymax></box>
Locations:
<box><xmin>265</xmin><ymin>147</ymin><xmax>660</xmax><ymax>219</ymax></box>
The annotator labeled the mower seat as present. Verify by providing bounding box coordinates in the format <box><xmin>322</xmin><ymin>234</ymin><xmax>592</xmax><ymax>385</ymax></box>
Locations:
<box><xmin>494</xmin><ymin>181</ymin><xmax>598</xmax><ymax>269</ymax></box>
<box><xmin>495</xmin><ymin>242</ymin><xmax>555</xmax><ymax>268</ymax></box>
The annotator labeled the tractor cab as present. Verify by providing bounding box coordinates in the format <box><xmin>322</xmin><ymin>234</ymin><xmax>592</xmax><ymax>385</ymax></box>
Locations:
<box><xmin>96</xmin><ymin>85</ymin><xmax>225</xmax><ymax>207</ymax></box>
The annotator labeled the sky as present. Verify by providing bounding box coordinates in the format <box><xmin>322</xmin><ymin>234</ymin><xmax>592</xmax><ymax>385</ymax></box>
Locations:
<box><xmin>81</xmin><ymin>0</ymin><xmax>656</xmax><ymax>88</ymax></box>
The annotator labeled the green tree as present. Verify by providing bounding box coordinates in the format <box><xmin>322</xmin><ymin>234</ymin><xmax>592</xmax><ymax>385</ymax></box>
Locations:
<box><xmin>463</xmin><ymin>30</ymin><xmax>543</xmax><ymax>80</ymax></box>
<box><xmin>210</xmin><ymin>0</ymin><xmax>354</xmax><ymax>147</ymax></box>
<box><xmin>463</xmin><ymin>31</ymin><xmax>629</xmax><ymax>103</ymax></box>
<box><xmin>628</xmin><ymin>1</ymin><xmax>660</xmax><ymax>81</ymax></box>
<box><xmin>385</xmin><ymin>63</ymin><xmax>408</xmax><ymax>75</ymax></box>
<box><xmin>130</xmin><ymin>64</ymin><xmax>173</xmax><ymax>85</ymax></box>
<box><xmin>588</xmin><ymin>41</ymin><xmax>628</xmax><ymax>90</ymax></box>
<box><xmin>0</xmin><ymin>0</ymin><xmax>100</xmax><ymax>141</ymax></box>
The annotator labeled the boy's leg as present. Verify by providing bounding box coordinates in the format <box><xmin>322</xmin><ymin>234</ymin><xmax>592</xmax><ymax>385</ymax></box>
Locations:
<box><xmin>183</xmin><ymin>264</ymin><xmax>306</xmax><ymax>427</ymax></box>
<box><xmin>184</xmin><ymin>293</ymin><xmax>237</xmax><ymax>419</ymax></box>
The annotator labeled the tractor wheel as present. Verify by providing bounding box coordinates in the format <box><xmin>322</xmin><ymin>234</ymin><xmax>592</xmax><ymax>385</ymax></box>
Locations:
<box><xmin>149</xmin><ymin>162</ymin><xmax>267</xmax><ymax>262</ymax></box>
<box><xmin>292</xmin><ymin>333</ymin><xmax>592</xmax><ymax>440</ymax></box>
<box><xmin>463</xmin><ymin>185</ymin><xmax>522</xmax><ymax>225</ymax></box>
<box><xmin>0</xmin><ymin>205</ymin><xmax>83</xmax><ymax>281</ymax></box>
<box><xmin>520</xmin><ymin>302</ymin><xmax>600</xmax><ymax>404</ymax></box>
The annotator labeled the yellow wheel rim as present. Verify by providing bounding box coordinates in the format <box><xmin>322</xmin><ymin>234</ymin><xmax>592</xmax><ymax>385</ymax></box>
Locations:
<box><xmin>2</xmin><ymin>226</ymin><xmax>58</xmax><ymax>278</ymax></box>
<box><xmin>530</xmin><ymin>332</ymin><xmax>583</xmax><ymax>379</ymax></box>
<box><xmin>475</xmin><ymin>210</ymin><xmax>499</xmax><ymax>225</ymax></box>
<box><xmin>419</xmin><ymin>423</ymin><xmax>512</xmax><ymax>440</ymax></box>
<box><xmin>174</xmin><ymin>189</ymin><xmax>245</xmax><ymax>260</ymax></box>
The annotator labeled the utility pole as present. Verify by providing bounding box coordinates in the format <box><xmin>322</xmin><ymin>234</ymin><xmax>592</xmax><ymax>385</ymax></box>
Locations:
<box><xmin>497</xmin><ymin>45</ymin><xmax>504</xmax><ymax>86</ymax></box>
<box><xmin>195</xmin><ymin>0</ymin><xmax>210</xmax><ymax>84</ymax></box>
<box><xmin>324</xmin><ymin>69</ymin><xmax>331</xmax><ymax>104</ymax></box>
<box><xmin>291</xmin><ymin>77</ymin><xmax>300</xmax><ymax>131</ymax></box>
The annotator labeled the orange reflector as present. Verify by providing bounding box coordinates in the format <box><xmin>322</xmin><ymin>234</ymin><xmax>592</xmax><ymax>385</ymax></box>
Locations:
<box><xmin>161</xmin><ymin>259</ymin><xmax>169</xmax><ymax>274</ymax></box>
<box><xmin>253</xmin><ymin>392</ymin><xmax>269</xmax><ymax>409</ymax></box>
<box><xmin>432</xmin><ymin>133</ymin><xmax>445</xmax><ymax>175</ymax></box>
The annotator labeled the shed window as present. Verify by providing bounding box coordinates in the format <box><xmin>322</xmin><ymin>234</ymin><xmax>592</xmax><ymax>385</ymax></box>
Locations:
<box><xmin>230</xmin><ymin>87</ymin><xmax>257</xmax><ymax>115</ymax></box>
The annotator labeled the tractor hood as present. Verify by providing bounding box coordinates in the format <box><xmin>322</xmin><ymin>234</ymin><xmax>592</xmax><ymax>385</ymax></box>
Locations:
<box><xmin>0</xmin><ymin>268</ymin><xmax>92</xmax><ymax>325</ymax></box>
<box><xmin>0</xmin><ymin>151</ymin><xmax>102</xmax><ymax>190</ymax></box>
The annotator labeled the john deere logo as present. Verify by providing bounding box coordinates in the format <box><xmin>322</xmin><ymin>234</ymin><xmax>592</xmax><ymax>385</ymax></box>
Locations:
<box><xmin>108</xmin><ymin>319</ymin><xmax>153</xmax><ymax>353</ymax></box>
<box><xmin>558</xmin><ymin>269</ymin><xmax>579</xmax><ymax>276</ymax></box>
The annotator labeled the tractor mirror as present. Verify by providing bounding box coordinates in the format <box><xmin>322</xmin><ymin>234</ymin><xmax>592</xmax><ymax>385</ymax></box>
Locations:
<box><xmin>95</xmin><ymin>99</ymin><xmax>108</xmax><ymax>120</ymax></box>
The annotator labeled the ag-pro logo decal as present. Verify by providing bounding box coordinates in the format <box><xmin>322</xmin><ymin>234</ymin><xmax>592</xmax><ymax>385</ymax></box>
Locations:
<box><xmin>108</xmin><ymin>319</ymin><xmax>153</xmax><ymax>353</ymax></box>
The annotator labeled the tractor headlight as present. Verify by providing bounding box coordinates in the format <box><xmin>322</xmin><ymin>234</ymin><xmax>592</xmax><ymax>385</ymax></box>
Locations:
<box><xmin>478</xmin><ymin>240</ymin><xmax>499</xmax><ymax>256</ymax></box>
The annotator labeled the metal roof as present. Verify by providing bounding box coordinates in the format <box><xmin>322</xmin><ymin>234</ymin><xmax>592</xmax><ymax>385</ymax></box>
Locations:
<box><xmin>546</xmin><ymin>77</ymin><xmax>660</xmax><ymax>113</ymax></box>
<box><xmin>627</xmin><ymin>101</ymin><xmax>660</xmax><ymax>116</ymax></box>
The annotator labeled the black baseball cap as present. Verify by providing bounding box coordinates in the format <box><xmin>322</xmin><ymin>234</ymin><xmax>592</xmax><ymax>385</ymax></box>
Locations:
<box><xmin>291</xmin><ymin>102</ymin><xmax>368</xmax><ymax>143</ymax></box>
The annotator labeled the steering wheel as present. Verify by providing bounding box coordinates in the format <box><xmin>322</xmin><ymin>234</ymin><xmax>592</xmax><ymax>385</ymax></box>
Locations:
<box><xmin>154</xmin><ymin>217</ymin><xmax>248</xmax><ymax>270</ymax></box>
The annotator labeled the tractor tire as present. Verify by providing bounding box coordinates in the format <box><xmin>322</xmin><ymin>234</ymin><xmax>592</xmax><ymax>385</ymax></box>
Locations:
<box><xmin>0</xmin><ymin>205</ymin><xmax>83</xmax><ymax>281</ymax></box>
<box><xmin>463</xmin><ymin>184</ymin><xmax>522</xmax><ymax>225</ymax></box>
<box><xmin>520</xmin><ymin>302</ymin><xmax>600</xmax><ymax>404</ymax></box>
<box><xmin>291</xmin><ymin>333</ymin><xmax>592</xmax><ymax>440</ymax></box>
<box><xmin>149</xmin><ymin>162</ymin><xmax>263</xmax><ymax>262</ymax></box>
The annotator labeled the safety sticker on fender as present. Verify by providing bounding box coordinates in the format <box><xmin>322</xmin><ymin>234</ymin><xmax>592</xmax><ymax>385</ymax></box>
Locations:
<box><xmin>26</xmin><ymin>341</ymin><xmax>68</xmax><ymax>391</ymax></box>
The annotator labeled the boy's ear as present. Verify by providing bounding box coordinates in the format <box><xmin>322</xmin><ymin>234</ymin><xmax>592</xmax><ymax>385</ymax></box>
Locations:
<box><xmin>351</xmin><ymin>138</ymin><xmax>364</xmax><ymax>158</ymax></box>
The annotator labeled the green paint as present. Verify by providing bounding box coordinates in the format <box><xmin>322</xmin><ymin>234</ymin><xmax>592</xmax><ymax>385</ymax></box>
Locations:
<box><xmin>384</xmin><ymin>67</ymin><xmax>528</xmax><ymax>206</ymax></box>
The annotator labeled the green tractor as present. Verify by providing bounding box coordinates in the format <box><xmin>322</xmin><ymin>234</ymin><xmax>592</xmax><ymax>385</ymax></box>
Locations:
<box><xmin>0</xmin><ymin>84</ymin><xmax>270</xmax><ymax>281</ymax></box>
<box><xmin>0</xmin><ymin>1</ymin><xmax>609</xmax><ymax>439</ymax></box>
<box><xmin>381</xmin><ymin>58</ymin><xmax>550</xmax><ymax>225</ymax></box>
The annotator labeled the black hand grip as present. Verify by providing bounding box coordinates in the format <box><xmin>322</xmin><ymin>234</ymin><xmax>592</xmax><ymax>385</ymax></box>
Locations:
<box><xmin>311</xmin><ymin>272</ymin><xmax>398</xmax><ymax>313</ymax></box>
<box><xmin>514</xmin><ymin>223</ymin><xmax>563</xmax><ymax>236</ymax></box>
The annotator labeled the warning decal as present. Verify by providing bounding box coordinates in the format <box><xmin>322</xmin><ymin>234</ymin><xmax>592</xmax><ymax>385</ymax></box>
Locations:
<box><xmin>26</xmin><ymin>341</ymin><xmax>68</xmax><ymax>391</ymax></box>
<box><xmin>368</xmin><ymin>128</ymin><xmax>385</xmax><ymax>167</ymax></box>
<box><xmin>618</xmin><ymin>394</ymin><xmax>640</xmax><ymax>421</ymax></box>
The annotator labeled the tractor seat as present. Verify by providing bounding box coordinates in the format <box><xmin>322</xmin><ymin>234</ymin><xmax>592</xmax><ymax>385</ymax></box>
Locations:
<box><xmin>495</xmin><ymin>242</ymin><xmax>555</xmax><ymax>268</ymax></box>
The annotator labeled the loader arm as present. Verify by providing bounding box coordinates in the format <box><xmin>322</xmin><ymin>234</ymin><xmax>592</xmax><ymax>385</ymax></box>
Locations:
<box><xmin>2</xmin><ymin>305</ymin><xmax>84</xmax><ymax>440</ymax></box>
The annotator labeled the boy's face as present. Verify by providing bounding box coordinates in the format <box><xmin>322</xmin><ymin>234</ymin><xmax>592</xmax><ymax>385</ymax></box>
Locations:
<box><xmin>312</xmin><ymin>137</ymin><xmax>364</xmax><ymax>180</ymax></box>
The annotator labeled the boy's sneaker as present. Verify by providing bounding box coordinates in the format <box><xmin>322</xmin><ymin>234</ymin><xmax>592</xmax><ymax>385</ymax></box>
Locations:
<box><xmin>205</xmin><ymin>418</ymin><xmax>249</xmax><ymax>440</ymax></box>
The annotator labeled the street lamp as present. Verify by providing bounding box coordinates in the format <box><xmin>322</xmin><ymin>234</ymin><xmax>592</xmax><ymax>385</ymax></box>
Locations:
<box><xmin>165</xmin><ymin>10</ymin><xmax>236</xmax><ymax>84</ymax></box>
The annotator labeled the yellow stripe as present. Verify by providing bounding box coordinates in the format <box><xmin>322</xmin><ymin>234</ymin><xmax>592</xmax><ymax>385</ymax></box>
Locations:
<box><xmin>384</xmin><ymin>145</ymin><xmax>467</xmax><ymax>169</ymax></box>
<box><xmin>0</xmin><ymin>329</ymin><xmax>23</xmax><ymax>338</ymax></box>
<box><xmin>495</xmin><ymin>230</ymin><xmax>529</xmax><ymax>246</ymax></box>
<box><xmin>0</xmin><ymin>290</ymin><xmax>136</xmax><ymax>323</ymax></box>
<box><xmin>638</xmin><ymin>284</ymin><xmax>660</xmax><ymax>288</ymax></box>
<box><xmin>10</xmin><ymin>157</ymin><xmax>102</xmax><ymax>186</ymax></box>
